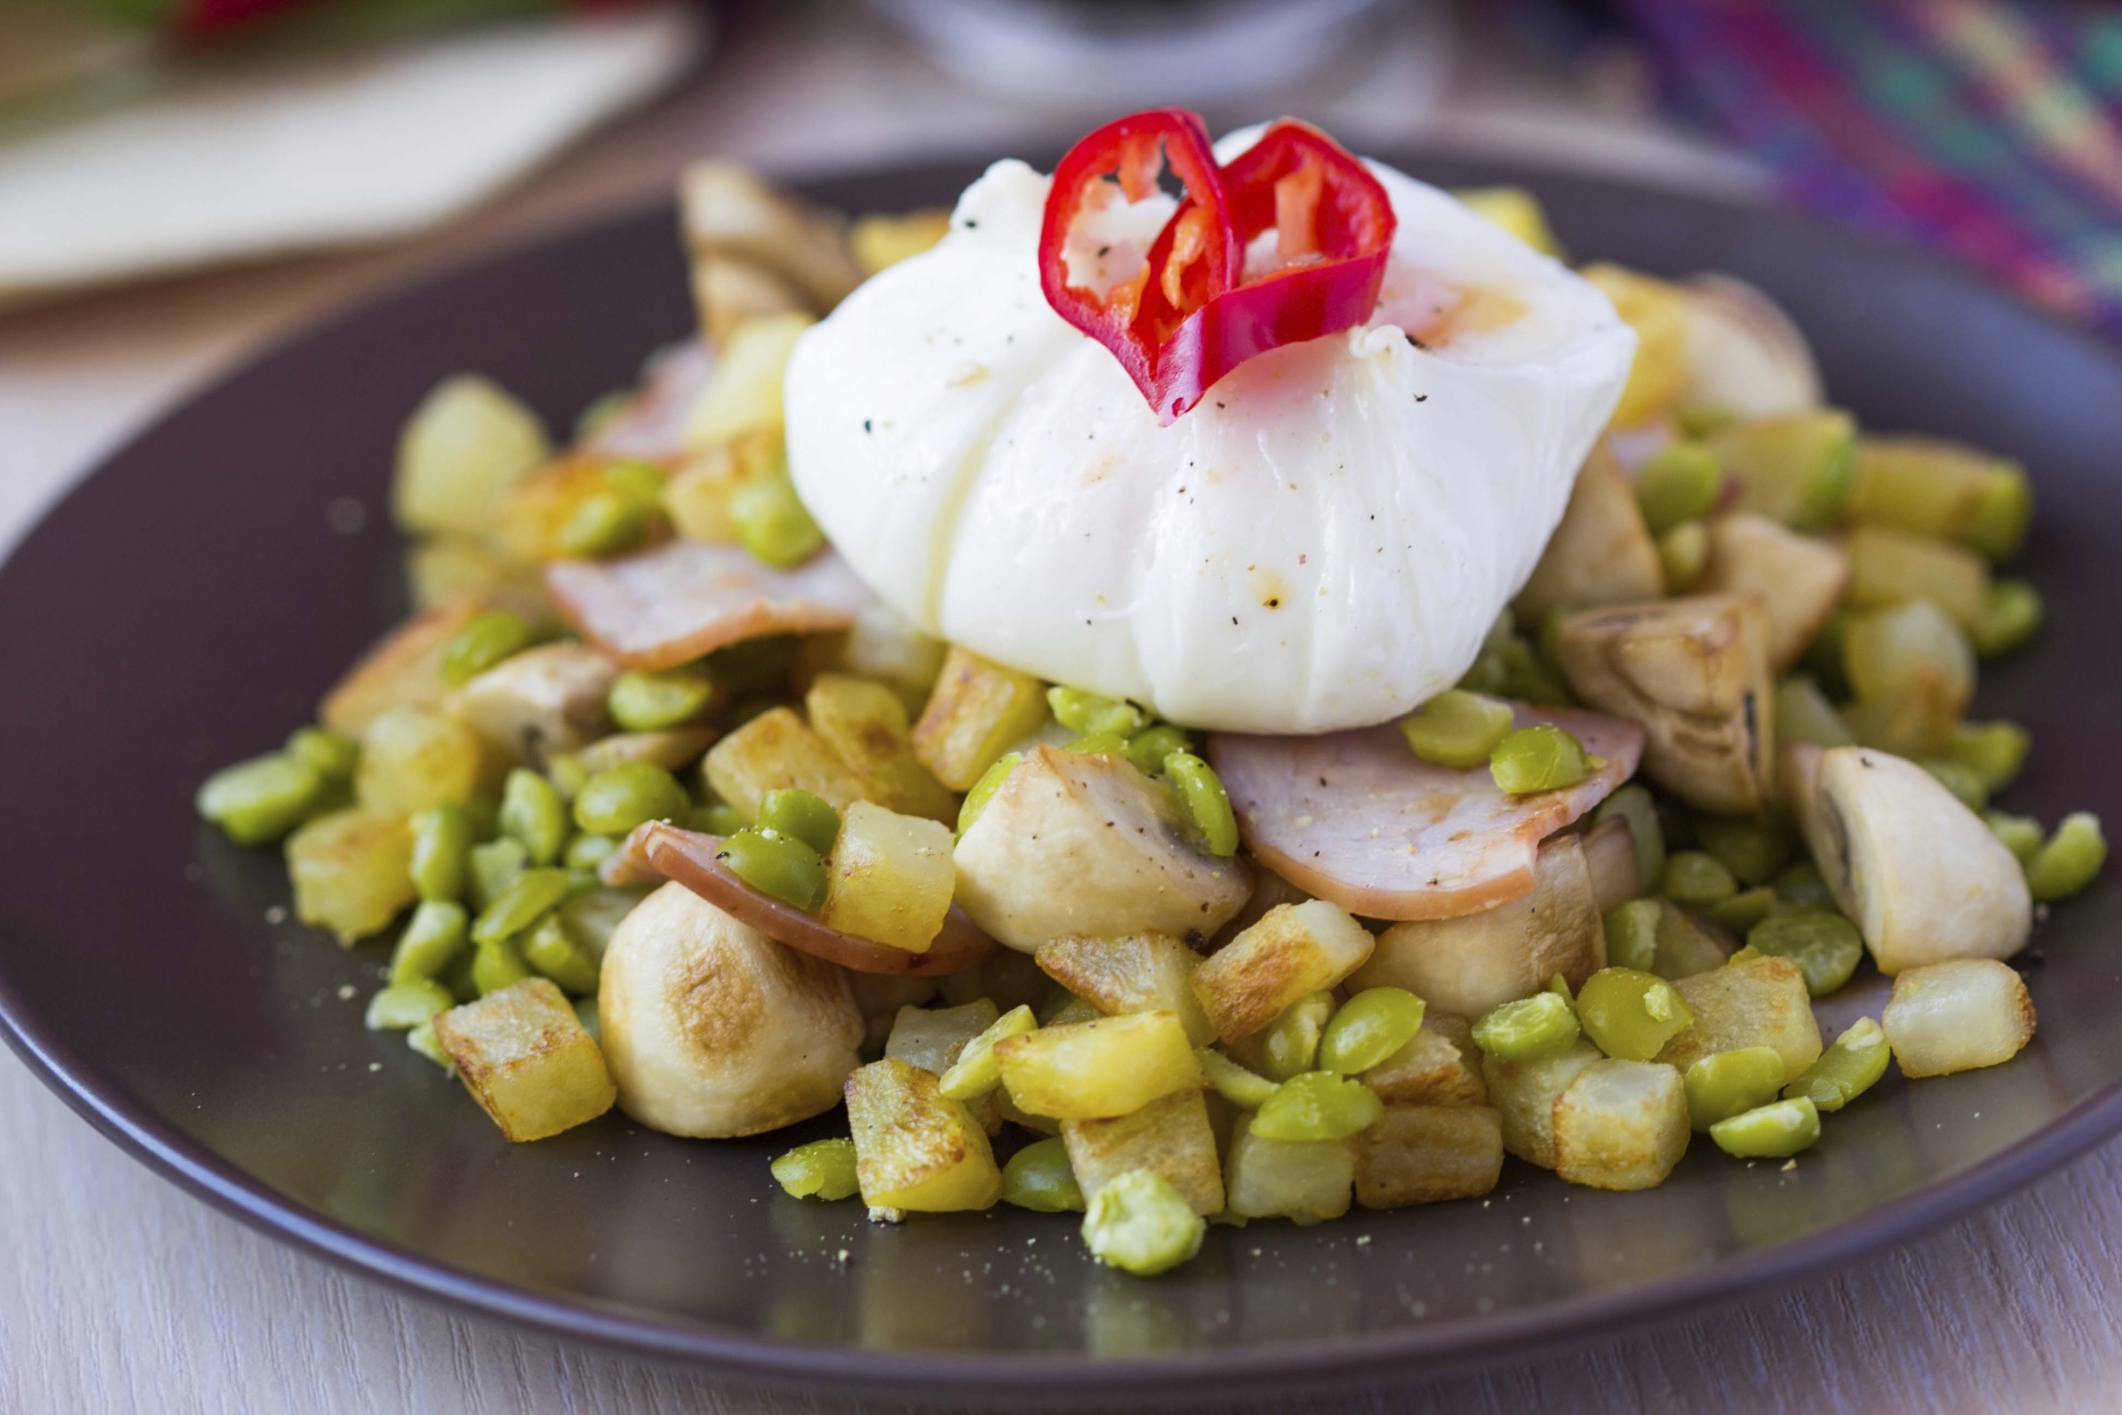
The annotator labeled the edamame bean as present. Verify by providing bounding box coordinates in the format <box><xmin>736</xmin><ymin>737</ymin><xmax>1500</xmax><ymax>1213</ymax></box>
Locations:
<box><xmin>1318</xmin><ymin>988</ymin><xmax>1427</xmax><ymax>1074</ymax></box>
<box><xmin>1488</xmin><ymin>724</ymin><xmax>1590</xmax><ymax>795</ymax></box>
<box><xmin>609</xmin><ymin>668</ymin><xmax>717</xmax><ymax>732</ymax></box>
<box><xmin>1400</xmin><ymin>689</ymin><xmax>1516</xmax><ymax>770</ymax></box>
<box><xmin>1576</xmin><ymin>967</ymin><xmax>1693</xmax><ymax>1061</ymax></box>
<box><xmin>546</xmin><ymin>754</ymin><xmax>589</xmax><ymax>802</ymax></box>
<box><xmin>286</xmin><ymin>726</ymin><xmax>359</xmax><ymax>781</ymax></box>
<box><xmin>957</xmin><ymin>752</ymin><xmax>1021</xmax><ymax>836</ymax></box>
<box><xmin>521</xmin><ymin>913</ymin><xmax>599</xmax><ymax>995</ymax></box>
<box><xmin>1919</xmin><ymin>758</ymin><xmax>1989</xmax><ymax>812</ymax></box>
<box><xmin>1262</xmin><ymin>992</ymin><xmax>1335</xmax><ymax>1083</ymax></box>
<box><xmin>602</xmin><ymin>460</ymin><xmax>667</xmax><ymax>508</ymax></box>
<box><xmin>1047</xmin><ymin>686</ymin><xmax>1147</xmax><ymax>738</ymax></box>
<box><xmin>1002</xmin><ymin>1137</ymin><xmax>1086</xmax><ymax>1213</ymax></box>
<box><xmin>1165</xmin><ymin>752</ymin><xmax>1239</xmax><ymax>857</ymax></box>
<box><xmin>389</xmin><ymin>899</ymin><xmax>469</xmax><ymax>984</ymax></box>
<box><xmin>558</xmin><ymin>489</ymin><xmax>650</xmax><ymax>559</ymax></box>
<box><xmin>1694</xmin><ymin>816</ymin><xmax>1792</xmax><ymax>887</ymax></box>
<box><xmin>1658</xmin><ymin>520</ymin><xmax>1710</xmax><ymax>591</ymax></box>
<box><xmin>467</xmin><ymin>837</ymin><xmax>528</xmax><ymax>912</ymax></box>
<box><xmin>1064</xmin><ymin>731</ymin><xmax>1131</xmax><ymax>757</ymax></box>
<box><xmin>1593</xmin><ymin>784</ymin><xmax>1666</xmax><ymax>895</ymax></box>
<box><xmin>1082</xmin><ymin>1170</ymin><xmax>1205</xmax><ymax>1276</ymax></box>
<box><xmin>1772</xmin><ymin>860</ymin><xmax>1833</xmax><ymax>908</ymax></box>
<box><xmin>1124</xmin><ymin>723</ymin><xmax>1192</xmax><ymax>776</ymax></box>
<box><xmin>1249</xmin><ymin>1071</ymin><xmax>1384</xmax><ymax>1142</ymax></box>
<box><xmin>1635</xmin><ymin>442</ymin><xmax>1724</xmax><ymax>534</ymax></box>
<box><xmin>409</xmin><ymin>803</ymin><xmax>472</xmax><ymax>901</ymax></box>
<box><xmin>693</xmin><ymin>801</ymin><xmax>748</xmax><ymax>836</ymax></box>
<box><xmin>1949</xmin><ymin>720</ymin><xmax>2030</xmax><ymax>791</ymax></box>
<box><xmin>407</xmin><ymin>1020</ymin><xmax>451</xmax><ymax>1069</ymax></box>
<box><xmin>730</xmin><ymin>468</ymin><xmax>824</xmax><ymax>569</ymax></box>
<box><xmin>440</xmin><ymin>609</ymin><xmax>536</xmax><ymax>687</ymax></box>
<box><xmin>470</xmin><ymin>867</ymin><xmax>571</xmax><ymax>945</ymax></box>
<box><xmin>771</xmin><ymin>1138</ymin><xmax>860</xmax><ymax>1201</ymax></box>
<box><xmin>1195</xmin><ymin>1048</ymin><xmax>1279</xmax><ymax>1109</ymax></box>
<box><xmin>1684</xmin><ymin>1046</ymin><xmax>1786</xmax><ymax>1131</ymax></box>
<box><xmin>365</xmin><ymin>979</ymin><xmax>454</xmax><ymax>1031</ymax></box>
<box><xmin>1783</xmin><ymin>1017</ymin><xmax>1889</xmax><ymax>1112</ymax></box>
<box><xmin>196</xmin><ymin>753</ymin><xmax>327</xmax><ymax>846</ymax></box>
<box><xmin>1707</xmin><ymin>886</ymin><xmax>1778</xmax><ymax>937</ymax></box>
<box><xmin>573</xmin><ymin>761</ymin><xmax>688</xmax><ymax>836</ymax></box>
<box><xmin>1984</xmin><ymin>810</ymin><xmax>2045</xmax><ymax>866</ymax></box>
<box><xmin>1471</xmin><ymin>991</ymin><xmax>1581</xmax><ymax>1062</ymax></box>
<box><xmin>500</xmin><ymin>768</ymin><xmax>571</xmax><ymax>866</ymax></box>
<box><xmin>1662</xmin><ymin>850</ymin><xmax>1738</xmax><ymax>905</ymax></box>
<box><xmin>940</xmin><ymin>1005</ymin><xmax>1037</xmax><ymax>1100</ymax></box>
<box><xmin>1709</xmin><ymin>1096</ymin><xmax>1820</xmax><ymax>1159</ymax></box>
<box><xmin>1774</xmin><ymin>675</ymin><xmax>1854</xmax><ymax>749</ymax></box>
<box><xmin>757</xmin><ymin>789</ymin><xmax>842</xmax><ymax>856</ymax></box>
<box><xmin>718</xmin><ymin>827</ymin><xmax>828</xmax><ymax>911</ymax></box>
<box><xmin>564</xmin><ymin>833</ymin><xmax>617</xmax><ymax>872</ymax></box>
<box><xmin>1971</xmin><ymin>578</ymin><xmax>2042</xmax><ymax>657</ymax></box>
<box><xmin>471</xmin><ymin>936</ymin><xmax>533</xmax><ymax>996</ymax></box>
<box><xmin>1602</xmin><ymin>900</ymin><xmax>1661</xmax><ymax>973</ymax></box>
<box><xmin>2027</xmin><ymin>812</ymin><xmax>2107</xmax><ymax>902</ymax></box>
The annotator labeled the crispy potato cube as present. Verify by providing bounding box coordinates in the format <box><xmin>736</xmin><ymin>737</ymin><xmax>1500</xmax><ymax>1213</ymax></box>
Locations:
<box><xmin>1581</xmin><ymin>264</ymin><xmax>1689</xmax><ymax>427</ymax></box>
<box><xmin>1883</xmin><ymin>958</ymin><xmax>2035</xmax><ymax>1077</ymax></box>
<box><xmin>1363</xmin><ymin>1013</ymin><xmax>1487</xmax><ymax>1107</ymax></box>
<box><xmin>286</xmin><ymin>807</ymin><xmax>416</xmax><ymax>944</ymax></box>
<box><xmin>433</xmin><ymin>978</ymin><xmax>616</xmax><ymax>1142</ymax></box>
<box><xmin>844</xmin><ymin>1057</ymin><xmax>1001</xmax><ymax>1213</ymax></box>
<box><xmin>912</xmin><ymin>646</ymin><xmax>1051</xmax><ymax>791</ymax></box>
<box><xmin>701</xmin><ymin>706</ymin><xmax>866</xmax><ymax>821</ymax></box>
<box><xmin>448</xmin><ymin>641</ymin><xmax>617</xmax><ymax>768</ymax></box>
<box><xmin>1191</xmin><ymin>900</ymin><xmax>1375</xmax><ymax>1043</ymax></box>
<box><xmin>818</xmin><ymin>801</ymin><xmax>956</xmax><ymax>953</ymax></box>
<box><xmin>1482</xmin><ymin>1039</ymin><xmax>1602</xmax><ymax>1168</ymax></box>
<box><xmin>885</xmin><ymin>997</ymin><xmax>999</xmax><ymax>1131</ymax></box>
<box><xmin>850</xmin><ymin>208</ymin><xmax>953</xmax><ymax>274</ymax></box>
<box><xmin>1847</xmin><ymin>435</ymin><xmax>2031</xmax><ymax>561</ymax></box>
<box><xmin>321</xmin><ymin>602</ymin><xmax>482</xmax><ymax>739</ymax></box>
<box><xmin>1223</xmin><ymin>1114</ymin><xmax>1354</xmax><ymax>1224</ymax></box>
<box><xmin>1697</xmin><ymin>513</ymin><xmax>1850</xmax><ymax>674</ymax></box>
<box><xmin>1515</xmin><ymin>444</ymin><xmax>1664</xmax><ymax>620</ymax></box>
<box><xmin>1654</xmin><ymin>955</ymin><xmax>1823</xmax><ymax>1077</ymax></box>
<box><xmin>1552</xmin><ymin>1059</ymin><xmax>1690</xmax><ymax>1191</ymax></box>
<box><xmin>993</xmin><ymin>1011</ymin><xmax>1201</xmax><ymax>1120</ymax></box>
<box><xmin>356</xmin><ymin>708</ymin><xmax>491</xmax><ymax>815</ymax></box>
<box><xmin>1843</xmin><ymin>524</ymin><xmax>1990</xmax><ymax>630</ymax></box>
<box><xmin>492</xmin><ymin>455</ymin><xmax>633</xmax><ymax>564</ymax></box>
<box><xmin>684</xmin><ymin>311</ymin><xmax>815</xmax><ymax>449</ymax></box>
<box><xmin>1582</xmin><ymin>816</ymin><xmax>1641</xmax><ymax>915</ymax></box>
<box><xmin>1061</xmin><ymin>1088</ymin><xmax>1225</xmax><ymax>1215</ymax></box>
<box><xmin>805</xmin><ymin>673</ymin><xmax>956</xmax><ymax>821</ymax></box>
<box><xmin>661</xmin><ymin>429</ymin><xmax>781</xmax><ymax>544</ymax></box>
<box><xmin>1036</xmin><ymin>932</ymin><xmax>1215</xmax><ymax>1045</ymax></box>
<box><xmin>1348</xmin><ymin>832</ymin><xmax>1602</xmax><ymax>1019</ymax></box>
<box><xmin>392</xmin><ymin>374</ymin><xmax>550</xmax><ymax>538</ymax></box>
<box><xmin>1356</xmin><ymin>1105</ymin><xmax>1504</xmax><ymax>1208</ymax></box>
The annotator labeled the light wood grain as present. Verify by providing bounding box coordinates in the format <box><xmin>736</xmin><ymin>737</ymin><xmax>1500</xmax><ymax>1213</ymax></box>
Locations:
<box><xmin>2</xmin><ymin>5</ymin><xmax>2109</xmax><ymax>1412</ymax></box>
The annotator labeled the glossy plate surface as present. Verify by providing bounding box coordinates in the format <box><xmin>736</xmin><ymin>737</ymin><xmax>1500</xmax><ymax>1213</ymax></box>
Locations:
<box><xmin>1</xmin><ymin>154</ymin><xmax>2117</xmax><ymax>1403</ymax></box>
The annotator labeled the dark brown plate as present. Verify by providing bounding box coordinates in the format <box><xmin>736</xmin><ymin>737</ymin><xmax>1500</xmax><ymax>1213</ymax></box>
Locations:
<box><xmin>0</xmin><ymin>153</ymin><xmax>2117</xmax><ymax>1406</ymax></box>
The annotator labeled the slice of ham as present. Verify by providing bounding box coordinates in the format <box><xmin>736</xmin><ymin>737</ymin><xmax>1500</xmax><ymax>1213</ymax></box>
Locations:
<box><xmin>1208</xmin><ymin>703</ymin><xmax>1645</xmax><ymax>923</ymax></box>
<box><xmin>634</xmin><ymin>822</ymin><xmax>997</xmax><ymax>977</ymax></box>
<box><xmin>585</xmin><ymin>340</ymin><xmax>711</xmax><ymax>462</ymax></box>
<box><xmin>547</xmin><ymin>539</ymin><xmax>874</xmax><ymax>670</ymax></box>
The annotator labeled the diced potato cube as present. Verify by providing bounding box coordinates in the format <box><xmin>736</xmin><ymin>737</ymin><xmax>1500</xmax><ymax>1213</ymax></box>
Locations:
<box><xmin>1348</xmin><ymin>832</ymin><xmax>1602</xmax><ymax>1019</ymax></box>
<box><xmin>392</xmin><ymin>374</ymin><xmax>550</xmax><ymax>538</ymax></box>
<box><xmin>661</xmin><ymin>430</ymin><xmax>780</xmax><ymax>544</ymax></box>
<box><xmin>406</xmin><ymin>535</ymin><xmax>549</xmax><ymax>619</ymax></box>
<box><xmin>684</xmin><ymin>311</ymin><xmax>815</xmax><ymax>449</ymax></box>
<box><xmin>1191</xmin><ymin>901</ymin><xmax>1375</xmax><ymax>1043</ymax></box>
<box><xmin>432</xmin><ymin>978</ymin><xmax>616</xmax><ymax>1141</ymax></box>
<box><xmin>850</xmin><ymin>208</ymin><xmax>953</xmax><ymax>274</ymax></box>
<box><xmin>701</xmin><ymin>706</ymin><xmax>866</xmax><ymax>821</ymax></box>
<box><xmin>1355</xmin><ymin>1105</ymin><xmax>1504</xmax><ymax>1208</ymax></box>
<box><xmin>1581</xmin><ymin>264</ymin><xmax>1689</xmax><ymax>427</ymax></box>
<box><xmin>993</xmin><ymin>1011</ymin><xmax>1201</xmax><ymax>1120</ymax></box>
<box><xmin>1552</xmin><ymin>1059</ymin><xmax>1690</xmax><ymax>1191</ymax></box>
<box><xmin>805</xmin><ymin>673</ymin><xmax>956</xmax><ymax>821</ymax></box>
<box><xmin>841</xmin><ymin>601</ymin><xmax>948</xmax><ymax>711</ymax></box>
<box><xmin>911</xmin><ymin>646</ymin><xmax>1050</xmax><ymax>791</ymax></box>
<box><xmin>1061</xmin><ymin>1088</ymin><xmax>1225</xmax><ymax>1215</ymax></box>
<box><xmin>1223</xmin><ymin>1114</ymin><xmax>1354</xmax><ymax>1224</ymax></box>
<box><xmin>448</xmin><ymin>641</ymin><xmax>617</xmax><ymax>768</ymax></box>
<box><xmin>845</xmin><ymin>1058</ymin><xmax>1001</xmax><ymax>1213</ymax></box>
<box><xmin>1363</xmin><ymin>1013</ymin><xmax>1487</xmax><ymax>1107</ymax></box>
<box><xmin>816</xmin><ymin>801</ymin><xmax>956</xmax><ymax>954</ymax></box>
<box><xmin>1514</xmin><ymin>444</ymin><xmax>1663</xmax><ymax>620</ymax></box>
<box><xmin>1455</xmin><ymin>186</ymin><xmax>1564</xmax><ymax>257</ymax></box>
<box><xmin>356</xmin><ymin>708</ymin><xmax>491</xmax><ymax>815</ymax></box>
<box><xmin>1035</xmin><ymin>932</ymin><xmax>1215</xmax><ymax>1045</ymax></box>
<box><xmin>1697</xmin><ymin>513</ymin><xmax>1850</xmax><ymax>674</ymax></box>
<box><xmin>1482</xmin><ymin>1039</ymin><xmax>1602</xmax><ymax>1168</ymax></box>
<box><xmin>1843</xmin><ymin>524</ymin><xmax>1990</xmax><ymax>630</ymax></box>
<box><xmin>286</xmin><ymin>807</ymin><xmax>416</xmax><ymax>944</ymax></box>
<box><xmin>1882</xmin><ymin>958</ymin><xmax>2035</xmax><ymax>1078</ymax></box>
<box><xmin>1654</xmin><ymin>955</ymin><xmax>1823</xmax><ymax>1077</ymax></box>
<box><xmin>321</xmin><ymin>602</ymin><xmax>483</xmax><ymax>739</ymax></box>
<box><xmin>1846</xmin><ymin>435</ymin><xmax>2031</xmax><ymax>561</ymax></box>
<box><xmin>885</xmin><ymin>998</ymin><xmax>999</xmax><ymax>1131</ymax></box>
<box><xmin>1708</xmin><ymin>409</ymin><xmax>1858</xmax><ymax>532</ymax></box>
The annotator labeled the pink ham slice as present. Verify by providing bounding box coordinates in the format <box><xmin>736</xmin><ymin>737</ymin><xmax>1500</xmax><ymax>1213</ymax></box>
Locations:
<box><xmin>585</xmin><ymin>340</ymin><xmax>711</xmax><ymax>462</ymax></box>
<box><xmin>547</xmin><ymin>539</ymin><xmax>874</xmax><ymax>670</ymax></box>
<box><xmin>1208</xmin><ymin>704</ymin><xmax>1645</xmax><ymax>923</ymax></box>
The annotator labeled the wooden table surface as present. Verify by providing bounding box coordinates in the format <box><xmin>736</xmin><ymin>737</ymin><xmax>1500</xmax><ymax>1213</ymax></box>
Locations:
<box><xmin>3</xmin><ymin>6</ymin><xmax>2117</xmax><ymax>1411</ymax></box>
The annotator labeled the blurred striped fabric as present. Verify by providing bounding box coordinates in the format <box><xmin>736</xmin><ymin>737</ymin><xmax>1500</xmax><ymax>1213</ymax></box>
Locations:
<box><xmin>1612</xmin><ymin>0</ymin><xmax>2122</xmax><ymax>335</ymax></box>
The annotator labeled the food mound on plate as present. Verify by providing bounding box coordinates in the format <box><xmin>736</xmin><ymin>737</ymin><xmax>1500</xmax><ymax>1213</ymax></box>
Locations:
<box><xmin>196</xmin><ymin>111</ymin><xmax>2101</xmax><ymax>1276</ymax></box>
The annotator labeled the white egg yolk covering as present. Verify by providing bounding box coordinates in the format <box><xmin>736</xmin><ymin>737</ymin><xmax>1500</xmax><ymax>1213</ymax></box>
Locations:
<box><xmin>783</xmin><ymin>132</ymin><xmax>1636</xmax><ymax>734</ymax></box>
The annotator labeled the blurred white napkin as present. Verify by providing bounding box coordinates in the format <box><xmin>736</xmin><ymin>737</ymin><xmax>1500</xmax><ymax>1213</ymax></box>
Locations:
<box><xmin>0</xmin><ymin>4</ymin><xmax>706</xmax><ymax>305</ymax></box>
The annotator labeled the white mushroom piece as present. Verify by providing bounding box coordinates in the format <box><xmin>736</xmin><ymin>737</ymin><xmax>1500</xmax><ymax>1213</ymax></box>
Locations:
<box><xmin>598</xmin><ymin>882</ymin><xmax>863</xmax><ymax>1137</ymax></box>
<box><xmin>1514</xmin><ymin>444</ymin><xmax>1665</xmax><ymax>621</ymax></box>
<box><xmin>1784</xmin><ymin>744</ymin><xmax>2031</xmax><ymax>975</ymax></box>
<box><xmin>448</xmin><ymin>640</ymin><xmax>617</xmax><ymax>767</ymax></box>
<box><xmin>952</xmin><ymin>746</ymin><xmax>1252</xmax><ymax>952</ymax></box>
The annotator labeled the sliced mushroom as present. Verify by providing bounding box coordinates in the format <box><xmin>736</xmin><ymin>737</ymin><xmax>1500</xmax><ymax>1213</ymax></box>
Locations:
<box><xmin>692</xmin><ymin>255</ymin><xmax>810</xmax><ymax>349</ymax></box>
<box><xmin>1579</xmin><ymin>816</ymin><xmax>1640</xmax><ymax>916</ymax></box>
<box><xmin>448</xmin><ymin>641</ymin><xmax>618</xmax><ymax>768</ymax></box>
<box><xmin>679</xmin><ymin>161</ymin><xmax>865</xmax><ymax>313</ymax></box>
<box><xmin>597</xmin><ymin>881</ymin><xmax>863</xmax><ymax>1138</ymax></box>
<box><xmin>1514</xmin><ymin>443</ymin><xmax>1665</xmax><ymax>621</ymax></box>
<box><xmin>1555</xmin><ymin>594</ymin><xmax>1775</xmax><ymax>814</ymax></box>
<box><xmin>1795</xmin><ymin>746</ymin><xmax>2030</xmax><ymax>974</ymax></box>
<box><xmin>1679</xmin><ymin>274</ymin><xmax>1823</xmax><ymax>420</ymax></box>
<box><xmin>953</xmin><ymin>746</ymin><xmax>1252</xmax><ymax>953</ymax></box>
<box><xmin>1696</xmin><ymin>514</ymin><xmax>1850</xmax><ymax>674</ymax></box>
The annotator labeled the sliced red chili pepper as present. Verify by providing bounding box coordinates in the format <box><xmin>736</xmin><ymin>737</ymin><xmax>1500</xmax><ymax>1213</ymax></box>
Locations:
<box><xmin>1038</xmin><ymin>109</ymin><xmax>1240</xmax><ymax>423</ymax></box>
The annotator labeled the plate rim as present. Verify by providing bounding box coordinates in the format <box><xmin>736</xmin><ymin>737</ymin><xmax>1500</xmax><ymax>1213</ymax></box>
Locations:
<box><xmin>4</xmin><ymin>148</ymin><xmax>2121</xmax><ymax>1399</ymax></box>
